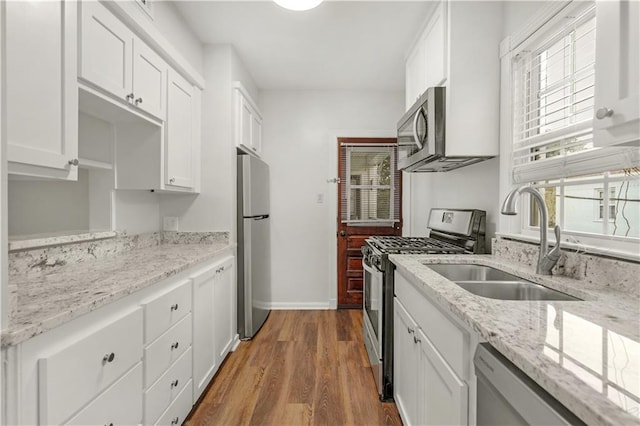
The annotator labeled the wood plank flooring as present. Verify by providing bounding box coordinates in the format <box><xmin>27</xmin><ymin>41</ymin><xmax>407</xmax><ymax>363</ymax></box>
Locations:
<box><xmin>185</xmin><ymin>310</ymin><xmax>402</xmax><ymax>426</ymax></box>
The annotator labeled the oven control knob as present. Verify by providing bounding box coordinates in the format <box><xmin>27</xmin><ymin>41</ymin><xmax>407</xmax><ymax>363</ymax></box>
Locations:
<box><xmin>362</xmin><ymin>246</ymin><xmax>371</xmax><ymax>256</ymax></box>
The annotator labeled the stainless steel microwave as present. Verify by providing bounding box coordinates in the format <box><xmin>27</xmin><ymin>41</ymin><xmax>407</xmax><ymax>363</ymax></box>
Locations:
<box><xmin>397</xmin><ymin>86</ymin><xmax>493</xmax><ymax>172</ymax></box>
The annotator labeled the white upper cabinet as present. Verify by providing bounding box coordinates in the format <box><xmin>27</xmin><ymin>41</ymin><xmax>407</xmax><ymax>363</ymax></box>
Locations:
<box><xmin>234</xmin><ymin>82</ymin><xmax>263</xmax><ymax>157</ymax></box>
<box><xmin>404</xmin><ymin>0</ymin><xmax>502</xmax><ymax>157</ymax></box>
<box><xmin>405</xmin><ymin>2</ymin><xmax>446</xmax><ymax>110</ymax></box>
<box><xmin>166</xmin><ymin>69</ymin><xmax>197</xmax><ymax>189</ymax></box>
<box><xmin>593</xmin><ymin>0</ymin><xmax>639</xmax><ymax>147</ymax></box>
<box><xmin>133</xmin><ymin>41</ymin><xmax>167</xmax><ymax>120</ymax></box>
<box><xmin>5</xmin><ymin>0</ymin><xmax>78</xmax><ymax>180</ymax></box>
<box><xmin>79</xmin><ymin>1</ymin><xmax>166</xmax><ymax>121</ymax></box>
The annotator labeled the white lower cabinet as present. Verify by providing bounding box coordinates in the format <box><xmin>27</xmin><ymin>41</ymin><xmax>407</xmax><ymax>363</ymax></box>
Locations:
<box><xmin>3</xmin><ymin>253</ymin><xmax>236</xmax><ymax>426</ymax></box>
<box><xmin>192</xmin><ymin>255</ymin><xmax>235</xmax><ymax>402</ymax></box>
<box><xmin>394</xmin><ymin>270</ymin><xmax>473</xmax><ymax>426</ymax></box>
<box><xmin>66</xmin><ymin>363</ymin><xmax>143</xmax><ymax>426</ymax></box>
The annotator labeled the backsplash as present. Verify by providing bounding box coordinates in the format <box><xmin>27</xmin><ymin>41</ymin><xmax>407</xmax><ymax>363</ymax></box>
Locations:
<box><xmin>493</xmin><ymin>237</ymin><xmax>640</xmax><ymax>297</ymax></box>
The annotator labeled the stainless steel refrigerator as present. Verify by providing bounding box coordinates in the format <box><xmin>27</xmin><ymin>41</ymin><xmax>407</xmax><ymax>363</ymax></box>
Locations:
<box><xmin>237</xmin><ymin>154</ymin><xmax>271</xmax><ymax>339</ymax></box>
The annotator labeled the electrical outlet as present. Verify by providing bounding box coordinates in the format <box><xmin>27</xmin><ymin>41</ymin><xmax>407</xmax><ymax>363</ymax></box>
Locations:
<box><xmin>317</xmin><ymin>193</ymin><xmax>324</xmax><ymax>204</ymax></box>
<box><xmin>163</xmin><ymin>216</ymin><xmax>179</xmax><ymax>232</ymax></box>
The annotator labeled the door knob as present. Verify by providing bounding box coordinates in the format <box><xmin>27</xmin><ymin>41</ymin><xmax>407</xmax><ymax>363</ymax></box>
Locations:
<box><xmin>340</xmin><ymin>231</ymin><xmax>346</xmax><ymax>237</ymax></box>
<box><xmin>596</xmin><ymin>107</ymin><xmax>614</xmax><ymax>119</ymax></box>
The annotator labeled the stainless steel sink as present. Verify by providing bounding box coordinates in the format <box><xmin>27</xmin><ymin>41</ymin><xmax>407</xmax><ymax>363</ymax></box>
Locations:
<box><xmin>425</xmin><ymin>264</ymin><xmax>522</xmax><ymax>282</ymax></box>
<box><xmin>425</xmin><ymin>264</ymin><xmax>581</xmax><ymax>301</ymax></box>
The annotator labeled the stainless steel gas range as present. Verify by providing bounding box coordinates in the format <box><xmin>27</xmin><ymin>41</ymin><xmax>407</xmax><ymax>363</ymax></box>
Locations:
<box><xmin>361</xmin><ymin>208</ymin><xmax>487</xmax><ymax>401</ymax></box>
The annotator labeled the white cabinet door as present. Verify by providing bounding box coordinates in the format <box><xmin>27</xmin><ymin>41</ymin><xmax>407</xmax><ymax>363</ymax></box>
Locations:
<box><xmin>133</xmin><ymin>40</ymin><xmax>167</xmax><ymax>120</ymax></box>
<box><xmin>423</xmin><ymin>2</ymin><xmax>446</xmax><ymax>89</ymax></box>
<box><xmin>65</xmin><ymin>363</ymin><xmax>143</xmax><ymax>426</ymax></box>
<box><xmin>6</xmin><ymin>0</ymin><xmax>78</xmax><ymax>180</ymax></box>
<box><xmin>416</xmin><ymin>328</ymin><xmax>468</xmax><ymax>426</ymax></box>
<box><xmin>250</xmin><ymin>113</ymin><xmax>263</xmax><ymax>156</ymax></box>
<box><xmin>405</xmin><ymin>45</ymin><xmax>424</xmax><ymax>110</ymax></box>
<box><xmin>191</xmin><ymin>264</ymin><xmax>217</xmax><ymax>402</ymax></box>
<box><xmin>214</xmin><ymin>257</ymin><xmax>235</xmax><ymax>366</ymax></box>
<box><xmin>79</xmin><ymin>1</ymin><xmax>133</xmax><ymax>102</ymax></box>
<box><xmin>593</xmin><ymin>0</ymin><xmax>640</xmax><ymax>147</ymax></box>
<box><xmin>240</xmin><ymin>95</ymin><xmax>253</xmax><ymax>150</ymax></box>
<box><xmin>394</xmin><ymin>298</ymin><xmax>419</xmax><ymax>426</ymax></box>
<box><xmin>166</xmin><ymin>69</ymin><xmax>195</xmax><ymax>189</ymax></box>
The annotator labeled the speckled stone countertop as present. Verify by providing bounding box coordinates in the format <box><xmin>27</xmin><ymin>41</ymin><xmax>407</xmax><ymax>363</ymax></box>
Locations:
<box><xmin>390</xmin><ymin>253</ymin><xmax>640</xmax><ymax>426</ymax></box>
<box><xmin>2</xmin><ymin>232</ymin><xmax>233</xmax><ymax>347</ymax></box>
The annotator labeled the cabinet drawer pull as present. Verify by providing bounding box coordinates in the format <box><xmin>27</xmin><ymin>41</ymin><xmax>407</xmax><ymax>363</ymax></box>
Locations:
<box><xmin>135</xmin><ymin>97</ymin><xmax>143</xmax><ymax>105</ymax></box>
<box><xmin>126</xmin><ymin>93</ymin><xmax>134</xmax><ymax>102</ymax></box>
<box><xmin>413</xmin><ymin>335</ymin><xmax>421</xmax><ymax>344</ymax></box>
<box><xmin>171</xmin><ymin>379</ymin><xmax>179</xmax><ymax>388</ymax></box>
<box><xmin>407</xmin><ymin>326</ymin><xmax>414</xmax><ymax>334</ymax></box>
<box><xmin>170</xmin><ymin>303</ymin><xmax>179</xmax><ymax>312</ymax></box>
<box><xmin>104</xmin><ymin>423</ymin><xmax>113</xmax><ymax>426</ymax></box>
<box><xmin>102</xmin><ymin>352</ymin><xmax>115</xmax><ymax>364</ymax></box>
<box><xmin>171</xmin><ymin>341</ymin><xmax>179</xmax><ymax>350</ymax></box>
<box><xmin>171</xmin><ymin>416</ymin><xmax>180</xmax><ymax>425</ymax></box>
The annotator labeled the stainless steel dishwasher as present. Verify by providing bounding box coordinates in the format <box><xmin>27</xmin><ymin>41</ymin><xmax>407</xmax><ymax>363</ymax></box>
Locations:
<box><xmin>474</xmin><ymin>343</ymin><xmax>586</xmax><ymax>425</ymax></box>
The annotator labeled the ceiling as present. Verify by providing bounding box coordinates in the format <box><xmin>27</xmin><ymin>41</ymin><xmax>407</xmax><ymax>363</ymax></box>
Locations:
<box><xmin>173</xmin><ymin>1</ymin><xmax>433</xmax><ymax>90</ymax></box>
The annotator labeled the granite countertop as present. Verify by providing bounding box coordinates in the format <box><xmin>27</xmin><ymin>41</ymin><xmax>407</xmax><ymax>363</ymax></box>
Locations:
<box><xmin>2</xmin><ymin>232</ymin><xmax>233</xmax><ymax>347</ymax></box>
<box><xmin>390</xmin><ymin>254</ymin><xmax>640</xmax><ymax>426</ymax></box>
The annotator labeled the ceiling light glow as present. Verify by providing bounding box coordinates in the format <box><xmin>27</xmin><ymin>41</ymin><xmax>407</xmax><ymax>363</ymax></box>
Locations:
<box><xmin>273</xmin><ymin>0</ymin><xmax>324</xmax><ymax>11</ymax></box>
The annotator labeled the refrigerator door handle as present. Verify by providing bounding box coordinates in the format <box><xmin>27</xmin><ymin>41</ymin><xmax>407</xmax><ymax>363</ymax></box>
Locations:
<box><xmin>244</xmin><ymin>214</ymin><xmax>270</xmax><ymax>220</ymax></box>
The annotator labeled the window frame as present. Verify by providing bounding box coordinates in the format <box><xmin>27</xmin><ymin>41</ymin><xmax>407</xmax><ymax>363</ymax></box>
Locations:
<box><xmin>500</xmin><ymin>0</ymin><xmax>640</xmax><ymax>260</ymax></box>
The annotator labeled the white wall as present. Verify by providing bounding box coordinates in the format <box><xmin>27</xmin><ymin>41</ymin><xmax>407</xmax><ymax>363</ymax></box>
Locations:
<box><xmin>8</xmin><ymin>170</ymin><xmax>91</xmax><ymax>236</ymax></box>
<box><xmin>260</xmin><ymin>90</ymin><xmax>404</xmax><ymax>308</ymax></box>
<box><xmin>160</xmin><ymin>45</ymin><xmax>258</xmax><ymax>238</ymax></box>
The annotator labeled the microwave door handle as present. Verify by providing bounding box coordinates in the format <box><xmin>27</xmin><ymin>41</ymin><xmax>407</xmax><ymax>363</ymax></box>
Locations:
<box><xmin>412</xmin><ymin>107</ymin><xmax>423</xmax><ymax>150</ymax></box>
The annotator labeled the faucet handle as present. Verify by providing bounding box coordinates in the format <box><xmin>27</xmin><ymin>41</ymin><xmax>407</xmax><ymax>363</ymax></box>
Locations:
<box><xmin>548</xmin><ymin>225</ymin><xmax>561</xmax><ymax>259</ymax></box>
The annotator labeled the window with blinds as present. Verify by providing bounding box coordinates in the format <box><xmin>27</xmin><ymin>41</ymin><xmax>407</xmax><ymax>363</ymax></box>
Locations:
<box><xmin>512</xmin><ymin>3</ymin><xmax>597</xmax><ymax>183</ymax></box>
<box><xmin>340</xmin><ymin>144</ymin><xmax>400</xmax><ymax>225</ymax></box>
<box><xmin>507</xmin><ymin>0</ymin><xmax>640</xmax><ymax>255</ymax></box>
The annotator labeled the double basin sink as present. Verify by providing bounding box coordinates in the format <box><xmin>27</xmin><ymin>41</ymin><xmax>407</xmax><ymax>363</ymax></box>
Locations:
<box><xmin>425</xmin><ymin>264</ymin><xmax>580</xmax><ymax>301</ymax></box>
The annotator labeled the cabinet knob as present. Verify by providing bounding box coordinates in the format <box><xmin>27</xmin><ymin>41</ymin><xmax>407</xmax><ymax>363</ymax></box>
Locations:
<box><xmin>169</xmin><ymin>177</ymin><xmax>176</xmax><ymax>184</ymax></box>
<box><xmin>171</xmin><ymin>341</ymin><xmax>179</xmax><ymax>350</ymax></box>
<box><xmin>170</xmin><ymin>303</ymin><xmax>179</xmax><ymax>311</ymax></box>
<box><xmin>102</xmin><ymin>352</ymin><xmax>115</xmax><ymax>364</ymax></box>
<box><xmin>596</xmin><ymin>107</ymin><xmax>614</xmax><ymax>119</ymax></box>
<box><xmin>171</xmin><ymin>417</ymin><xmax>180</xmax><ymax>425</ymax></box>
<box><xmin>135</xmin><ymin>97</ymin><xmax>143</xmax><ymax>105</ymax></box>
<box><xmin>126</xmin><ymin>93</ymin><xmax>134</xmax><ymax>101</ymax></box>
<box><xmin>68</xmin><ymin>158</ymin><xmax>79</xmax><ymax>166</ymax></box>
<box><xmin>171</xmin><ymin>379</ymin><xmax>179</xmax><ymax>388</ymax></box>
<box><xmin>104</xmin><ymin>423</ymin><xmax>114</xmax><ymax>426</ymax></box>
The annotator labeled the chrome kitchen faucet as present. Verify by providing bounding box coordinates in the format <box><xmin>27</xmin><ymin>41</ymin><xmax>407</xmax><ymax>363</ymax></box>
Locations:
<box><xmin>501</xmin><ymin>186</ymin><xmax>561</xmax><ymax>275</ymax></box>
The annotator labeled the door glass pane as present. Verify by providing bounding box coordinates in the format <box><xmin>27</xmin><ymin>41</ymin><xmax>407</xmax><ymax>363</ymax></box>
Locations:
<box><xmin>348</xmin><ymin>150</ymin><xmax>392</xmax><ymax>222</ymax></box>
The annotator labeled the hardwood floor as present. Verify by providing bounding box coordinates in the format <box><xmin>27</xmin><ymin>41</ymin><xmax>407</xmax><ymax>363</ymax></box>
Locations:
<box><xmin>185</xmin><ymin>310</ymin><xmax>402</xmax><ymax>426</ymax></box>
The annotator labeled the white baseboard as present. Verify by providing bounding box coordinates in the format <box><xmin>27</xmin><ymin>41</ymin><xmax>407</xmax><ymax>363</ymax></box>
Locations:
<box><xmin>268</xmin><ymin>301</ymin><xmax>334</xmax><ymax>310</ymax></box>
<box><xmin>230</xmin><ymin>334</ymin><xmax>241</xmax><ymax>352</ymax></box>
<box><xmin>329</xmin><ymin>298</ymin><xmax>337</xmax><ymax>309</ymax></box>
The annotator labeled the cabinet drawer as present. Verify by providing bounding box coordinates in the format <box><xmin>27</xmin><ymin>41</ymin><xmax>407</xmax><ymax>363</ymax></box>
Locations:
<box><xmin>38</xmin><ymin>308</ymin><xmax>143</xmax><ymax>425</ymax></box>
<box><xmin>144</xmin><ymin>347</ymin><xmax>192</xmax><ymax>425</ymax></box>
<box><xmin>145</xmin><ymin>313</ymin><xmax>192</xmax><ymax>386</ymax></box>
<box><xmin>395</xmin><ymin>271</ymin><xmax>469</xmax><ymax>379</ymax></box>
<box><xmin>143</xmin><ymin>279</ymin><xmax>192</xmax><ymax>344</ymax></box>
<box><xmin>155</xmin><ymin>379</ymin><xmax>193</xmax><ymax>426</ymax></box>
<box><xmin>65</xmin><ymin>363</ymin><xmax>143</xmax><ymax>426</ymax></box>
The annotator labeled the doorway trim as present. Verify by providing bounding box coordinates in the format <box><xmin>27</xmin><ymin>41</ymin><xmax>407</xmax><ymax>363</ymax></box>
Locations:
<box><xmin>326</xmin><ymin>129</ymin><xmax>398</xmax><ymax>309</ymax></box>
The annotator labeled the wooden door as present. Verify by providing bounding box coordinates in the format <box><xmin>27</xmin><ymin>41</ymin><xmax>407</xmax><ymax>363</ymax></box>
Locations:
<box><xmin>337</xmin><ymin>138</ymin><xmax>402</xmax><ymax>308</ymax></box>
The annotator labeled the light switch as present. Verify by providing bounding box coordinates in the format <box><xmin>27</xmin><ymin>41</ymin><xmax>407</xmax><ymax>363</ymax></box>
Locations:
<box><xmin>316</xmin><ymin>193</ymin><xmax>324</xmax><ymax>204</ymax></box>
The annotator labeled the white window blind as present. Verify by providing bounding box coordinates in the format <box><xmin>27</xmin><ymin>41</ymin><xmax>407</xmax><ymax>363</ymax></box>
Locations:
<box><xmin>511</xmin><ymin>2</ymin><xmax>640</xmax><ymax>184</ymax></box>
<box><xmin>340</xmin><ymin>143</ymin><xmax>400</xmax><ymax>225</ymax></box>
